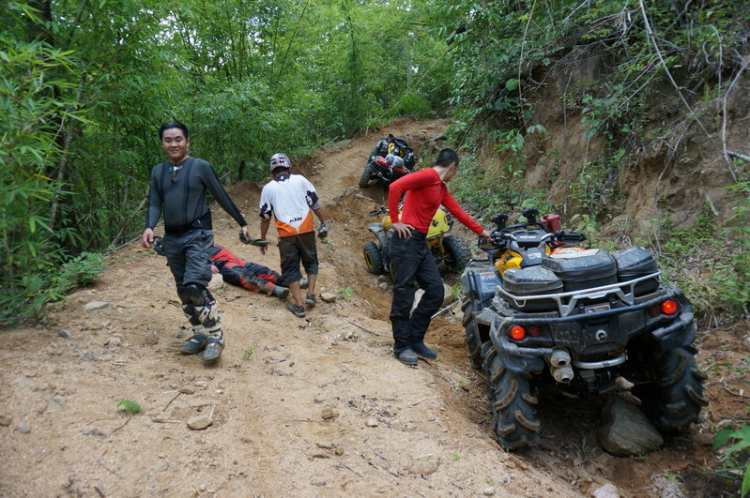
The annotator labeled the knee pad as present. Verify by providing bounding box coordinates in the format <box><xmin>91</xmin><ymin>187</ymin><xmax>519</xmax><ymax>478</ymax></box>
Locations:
<box><xmin>184</xmin><ymin>283</ymin><xmax>211</xmax><ymax>306</ymax></box>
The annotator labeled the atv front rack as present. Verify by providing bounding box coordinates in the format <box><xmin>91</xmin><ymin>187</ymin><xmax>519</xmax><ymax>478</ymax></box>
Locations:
<box><xmin>496</xmin><ymin>271</ymin><xmax>662</xmax><ymax>317</ymax></box>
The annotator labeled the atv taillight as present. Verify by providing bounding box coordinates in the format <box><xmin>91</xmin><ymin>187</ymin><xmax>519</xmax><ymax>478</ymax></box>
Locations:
<box><xmin>529</xmin><ymin>326</ymin><xmax>541</xmax><ymax>337</ymax></box>
<box><xmin>661</xmin><ymin>300</ymin><xmax>678</xmax><ymax>315</ymax></box>
<box><xmin>509</xmin><ymin>326</ymin><xmax>525</xmax><ymax>341</ymax></box>
<box><xmin>393</xmin><ymin>166</ymin><xmax>408</xmax><ymax>174</ymax></box>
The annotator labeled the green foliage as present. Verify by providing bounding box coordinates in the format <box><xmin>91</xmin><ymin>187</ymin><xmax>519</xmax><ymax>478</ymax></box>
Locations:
<box><xmin>651</xmin><ymin>194</ymin><xmax>749</xmax><ymax>320</ymax></box>
<box><xmin>54</xmin><ymin>252</ymin><xmax>107</xmax><ymax>291</ymax></box>
<box><xmin>0</xmin><ymin>0</ymin><xmax>449</xmax><ymax>325</ymax></box>
<box><xmin>713</xmin><ymin>423</ymin><xmax>750</xmax><ymax>497</ymax></box>
<box><xmin>243</xmin><ymin>347</ymin><xmax>256</xmax><ymax>359</ymax></box>
<box><xmin>116</xmin><ymin>399</ymin><xmax>142</xmax><ymax>414</ymax></box>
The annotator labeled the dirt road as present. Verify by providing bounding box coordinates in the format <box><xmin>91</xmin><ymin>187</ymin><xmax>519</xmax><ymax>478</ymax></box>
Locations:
<box><xmin>0</xmin><ymin>118</ymin><xmax>743</xmax><ymax>497</ymax></box>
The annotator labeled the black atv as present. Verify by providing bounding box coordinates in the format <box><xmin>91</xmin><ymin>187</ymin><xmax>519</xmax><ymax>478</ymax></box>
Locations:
<box><xmin>460</xmin><ymin>208</ymin><xmax>708</xmax><ymax>450</ymax></box>
<box><xmin>359</xmin><ymin>134</ymin><xmax>416</xmax><ymax>188</ymax></box>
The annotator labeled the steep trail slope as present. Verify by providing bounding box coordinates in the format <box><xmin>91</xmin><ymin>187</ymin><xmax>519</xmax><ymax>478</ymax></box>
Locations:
<box><xmin>0</xmin><ymin>118</ymin><xmax>742</xmax><ymax>497</ymax></box>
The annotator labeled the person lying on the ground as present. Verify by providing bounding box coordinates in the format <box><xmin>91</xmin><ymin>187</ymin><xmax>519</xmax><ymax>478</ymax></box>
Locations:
<box><xmin>210</xmin><ymin>245</ymin><xmax>291</xmax><ymax>299</ymax></box>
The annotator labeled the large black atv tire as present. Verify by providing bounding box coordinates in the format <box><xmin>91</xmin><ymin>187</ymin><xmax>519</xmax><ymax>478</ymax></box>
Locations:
<box><xmin>461</xmin><ymin>296</ymin><xmax>485</xmax><ymax>369</ymax></box>
<box><xmin>484</xmin><ymin>345</ymin><xmax>540</xmax><ymax>449</ymax></box>
<box><xmin>358</xmin><ymin>162</ymin><xmax>375</xmax><ymax>188</ymax></box>
<box><xmin>443</xmin><ymin>235</ymin><xmax>472</xmax><ymax>274</ymax></box>
<box><xmin>641</xmin><ymin>346</ymin><xmax>709</xmax><ymax>432</ymax></box>
<box><xmin>363</xmin><ymin>241</ymin><xmax>386</xmax><ymax>275</ymax></box>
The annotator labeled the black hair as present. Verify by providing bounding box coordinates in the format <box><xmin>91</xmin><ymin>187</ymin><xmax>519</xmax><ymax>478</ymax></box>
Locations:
<box><xmin>159</xmin><ymin>121</ymin><xmax>189</xmax><ymax>140</ymax></box>
<box><xmin>435</xmin><ymin>148</ymin><xmax>460</xmax><ymax>168</ymax></box>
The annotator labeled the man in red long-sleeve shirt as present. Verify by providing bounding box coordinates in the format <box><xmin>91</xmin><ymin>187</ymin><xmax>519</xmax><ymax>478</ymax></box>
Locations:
<box><xmin>387</xmin><ymin>148</ymin><xmax>490</xmax><ymax>366</ymax></box>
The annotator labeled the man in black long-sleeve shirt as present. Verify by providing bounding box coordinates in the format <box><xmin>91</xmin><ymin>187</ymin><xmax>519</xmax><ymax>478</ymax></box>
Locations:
<box><xmin>142</xmin><ymin>121</ymin><xmax>249</xmax><ymax>362</ymax></box>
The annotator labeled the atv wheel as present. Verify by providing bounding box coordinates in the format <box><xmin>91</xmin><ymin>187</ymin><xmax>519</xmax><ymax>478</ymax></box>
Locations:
<box><xmin>485</xmin><ymin>345</ymin><xmax>540</xmax><ymax>449</ymax></box>
<box><xmin>641</xmin><ymin>346</ymin><xmax>709</xmax><ymax>432</ymax></box>
<box><xmin>443</xmin><ymin>235</ymin><xmax>472</xmax><ymax>273</ymax></box>
<box><xmin>461</xmin><ymin>296</ymin><xmax>486</xmax><ymax>369</ymax></box>
<box><xmin>358</xmin><ymin>162</ymin><xmax>375</xmax><ymax>188</ymax></box>
<box><xmin>363</xmin><ymin>241</ymin><xmax>385</xmax><ymax>275</ymax></box>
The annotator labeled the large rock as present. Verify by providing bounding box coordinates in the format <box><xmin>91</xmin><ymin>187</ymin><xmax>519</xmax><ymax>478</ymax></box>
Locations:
<box><xmin>598</xmin><ymin>396</ymin><xmax>663</xmax><ymax>456</ymax></box>
<box><xmin>207</xmin><ymin>273</ymin><xmax>224</xmax><ymax>290</ymax></box>
<box><xmin>411</xmin><ymin>283</ymin><xmax>454</xmax><ymax>312</ymax></box>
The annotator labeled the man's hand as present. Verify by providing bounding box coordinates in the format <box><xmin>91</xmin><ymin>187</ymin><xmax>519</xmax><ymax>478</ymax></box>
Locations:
<box><xmin>211</xmin><ymin>265</ymin><xmax>219</xmax><ymax>274</ymax></box>
<box><xmin>318</xmin><ymin>221</ymin><xmax>329</xmax><ymax>239</ymax></box>
<box><xmin>241</xmin><ymin>225</ymin><xmax>250</xmax><ymax>240</ymax></box>
<box><xmin>142</xmin><ymin>228</ymin><xmax>154</xmax><ymax>249</ymax></box>
<box><xmin>478</xmin><ymin>229</ymin><xmax>491</xmax><ymax>241</ymax></box>
<box><xmin>391</xmin><ymin>221</ymin><xmax>414</xmax><ymax>239</ymax></box>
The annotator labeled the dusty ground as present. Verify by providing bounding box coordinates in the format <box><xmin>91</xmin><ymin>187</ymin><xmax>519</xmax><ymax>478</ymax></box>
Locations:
<box><xmin>0</xmin><ymin>118</ymin><xmax>746</xmax><ymax>497</ymax></box>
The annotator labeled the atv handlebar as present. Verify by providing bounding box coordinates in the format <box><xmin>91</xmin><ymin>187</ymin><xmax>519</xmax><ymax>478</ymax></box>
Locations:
<box><xmin>478</xmin><ymin>230</ymin><xmax>586</xmax><ymax>254</ymax></box>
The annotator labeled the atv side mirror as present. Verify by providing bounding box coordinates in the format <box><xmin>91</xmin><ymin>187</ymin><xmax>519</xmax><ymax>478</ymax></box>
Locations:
<box><xmin>491</xmin><ymin>213</ymin><xmax>508</xmax><ymax>230</ymax></box>
<box><xmin>522</xmin><ymin>208</ymin><xmax>539</xmax><ymax>224</ymax></box>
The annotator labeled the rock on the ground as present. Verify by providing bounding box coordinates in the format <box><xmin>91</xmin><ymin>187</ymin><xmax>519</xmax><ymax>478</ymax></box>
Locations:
<box><xmin>0</xmin><ymin>415</ymin><xmax>11</xmax><ymax>426</ymax></box>
<box><xmin>651</xmin><ymin>475</ymin><xmax>688</xmax><ymax>498</ymax></box>
<box><xmin>15</xmin><ymin>424</ymin><xmax>31</xmax><ymax>434</ymax></box>
<box><xmin>321</xmin><ymin>407</ymin><xmax>339</xmax><ymax>420</ymax></box>
<box><xmin>320</xmin><ymin>292</ymin><xmax>337</xmax><ymax>303</ymax></box>
<box><xmin>365</xmin><ymin>417</ymin><xmax>378</xmax><ymax>427</ymax></box>
<box><xmin>407</xmin><ymin>454</ymin><xmax>440</xmax><ymax>475</ymax></box>
<box><xmin>591</xmin><ymin>482</ymin><xmax>619</xmax><ymax>498</ymax></box>
<box><xmin>207</xmin><ymin>273</ymin><xmax>224</xmax><ymax>290</ymax></box>
<box><xmin>411</xmin><ymin>283</ymin><xmax>455</xmax><ymax>312</ymax></box>
<box><xmin>598</xmin><ymin>396</ymin><xmax>663</xmax><ymax>456</ymax></box>
<box><xmin>84</xmin><ymin>301</ymin><xmax>109</xmax><ymax>311</ymax></box>
<box><xmin>187</xmin><ymin>414</ymin><xmax>213</xmax><ymax>430</ymax></box>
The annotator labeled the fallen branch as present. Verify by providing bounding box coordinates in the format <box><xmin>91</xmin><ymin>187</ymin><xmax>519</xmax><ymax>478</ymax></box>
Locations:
<box><xmin>347</xmin><ymin>320</ymin><xmax>390</xmax><ymax>338</ymax></box>
<box><xmin>431</xmin><ymin>300</ymin><xmax>460</xmax><ymax>319</ymax></box>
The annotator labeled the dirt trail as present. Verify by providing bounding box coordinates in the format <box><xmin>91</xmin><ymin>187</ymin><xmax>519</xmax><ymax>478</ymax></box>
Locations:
<box><xmin>0</xmin><ymin>118</ymin><xmax>744</xmax><ymax>497</ymax></box>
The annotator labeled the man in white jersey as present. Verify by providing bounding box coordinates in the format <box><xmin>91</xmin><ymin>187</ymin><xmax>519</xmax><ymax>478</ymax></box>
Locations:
<box><xmin>259</xmin><ymin>153</ymin><xmax>328</xmax><ymax>318</ymax></box>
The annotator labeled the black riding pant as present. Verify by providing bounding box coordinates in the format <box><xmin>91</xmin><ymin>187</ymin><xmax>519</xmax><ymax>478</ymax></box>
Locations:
<box><xmin>388</xmin><ymin>230</ymin><xmax>444</xmax><ymax>353</ymax></box>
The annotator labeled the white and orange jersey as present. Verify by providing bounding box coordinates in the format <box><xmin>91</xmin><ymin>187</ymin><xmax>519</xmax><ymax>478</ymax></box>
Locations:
<box><xmin>259</xmin><ymin>174</ymin><xmax>320</xmax><ymax>238</ymax></box>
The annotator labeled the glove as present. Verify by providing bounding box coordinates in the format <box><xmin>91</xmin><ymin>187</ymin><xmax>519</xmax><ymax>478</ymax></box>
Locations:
<box><xmin>239</xmin><ymin>230</ymin><xmax>270</xmax><ymax>246</ymax></box>
<box><xmin>318</xmin><ymin>222</ymin><xmax>329</xmax><ymax>239</ymax></box>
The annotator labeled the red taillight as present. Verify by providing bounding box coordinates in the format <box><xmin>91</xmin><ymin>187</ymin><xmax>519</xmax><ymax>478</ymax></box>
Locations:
<box><xmin>510</xmin><ymin>326</ymin><xmax>526</xmax><ymax>341</ymax></box>
<box><xmin>529</xmin><ymin>326</ymin><xmax>541</xmax><ymax>337</ymax></box>
<box><xmin>648</xmin><ymin>306</ymin><xmax>660</xmax><ymax>317</ymax></box>
<box><xmin>661</xmin><ymin>300</ymin><xmax>678</xmax><ymax>315</ymax></box>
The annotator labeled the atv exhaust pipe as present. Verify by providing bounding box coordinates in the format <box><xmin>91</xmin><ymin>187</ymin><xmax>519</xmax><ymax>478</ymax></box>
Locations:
<box><xmin>549</xmin><ymin>349</ymin><xmax>574</xmax><ymax>384</ymax></box>
<box><xmin>549</xmin><ymin>348</ymin><xmax>571</xmax><ymax>368</ymax></box>
<box><xmin>551</xmin><ymin>364</ymin><xmax>575</xmax><ymax>384</ymax></box>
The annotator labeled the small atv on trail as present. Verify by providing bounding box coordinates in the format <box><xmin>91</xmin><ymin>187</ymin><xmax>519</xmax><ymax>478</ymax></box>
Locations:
<box><xmin>359</xmin><ymin>134</ymin><xmax>416</xmax><ymax>188</ymax></box>
<box><xmin>460</xmin><ymin>208</ymin><xmax>708</xmax><ymax>450</ymax></box>
<box><xmin>363</xmin><ymin>205</ymin><xmax>471</xmax><ymax>276</ymax></box>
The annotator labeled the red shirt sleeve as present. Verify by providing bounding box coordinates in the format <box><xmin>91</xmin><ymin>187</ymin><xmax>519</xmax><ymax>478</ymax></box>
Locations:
<box><xmin>440</xmin><ymin>191</ymin><xmax>484</xmax><ymax>235</ymax></box>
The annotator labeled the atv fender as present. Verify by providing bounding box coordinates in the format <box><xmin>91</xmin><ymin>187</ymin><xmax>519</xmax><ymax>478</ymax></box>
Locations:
<box><xmin>490</xmin><ymin>316</ymin><xmax>549</xmax><ymax>373</ymax></box>
<box><xmin>651</xmin><ymin>292</ymin><xmax>696</xmax><ymax>349</ymax></box>
<box><xmin>367</xmin><ymin>223</ymin><xmax>388</xmax><ymax>247</ymax></box>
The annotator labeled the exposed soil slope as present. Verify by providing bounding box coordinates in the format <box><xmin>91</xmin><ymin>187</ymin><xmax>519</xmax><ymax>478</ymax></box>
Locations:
<box><xmin>0</xmin><ymin>118</ymin><xmax>746</xmax><ymax>497</ymax></box>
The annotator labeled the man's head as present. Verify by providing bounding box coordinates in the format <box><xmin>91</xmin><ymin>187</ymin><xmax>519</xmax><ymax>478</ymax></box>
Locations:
<box><xmin>159</xmin><ymin>121</ymin><xmax>190</xmax><ymax>164</ymax></box>
<box><xmin>434</xmin><ymin>148</ymin><xmax>460</xmax><ymax>182</ymax></box>
<box><xmin>270</xmin><ymin>153</ymin><xmax>292</xmax><ymax>175</ymax></box>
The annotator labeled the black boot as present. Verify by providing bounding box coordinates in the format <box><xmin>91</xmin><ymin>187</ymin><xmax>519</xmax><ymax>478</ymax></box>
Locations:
<box><xmin>412</xmin><ymin>342</ymin><xmax>437</xmax><ymax>360</ymax></box>
<box><xmin>396</xmin><ymin>348</ymin><xmax>418</xmax><ymax>366</ymax></box>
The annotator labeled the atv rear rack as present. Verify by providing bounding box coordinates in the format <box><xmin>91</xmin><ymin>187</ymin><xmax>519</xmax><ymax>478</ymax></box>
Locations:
<box><xmin>496</xmin><ymin>271</ymin><xmax>662</xmax><ymax>317</ymax></box>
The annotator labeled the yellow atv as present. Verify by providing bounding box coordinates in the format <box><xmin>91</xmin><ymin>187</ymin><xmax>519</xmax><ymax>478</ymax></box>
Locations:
<box><xmin>363</xmin><ymin>205</ymin><xmax>471</xmax><ymax>275</ymax></box>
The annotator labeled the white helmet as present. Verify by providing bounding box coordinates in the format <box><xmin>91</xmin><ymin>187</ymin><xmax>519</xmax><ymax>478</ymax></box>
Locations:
<box><xmin>270</xmin><ymin>153</ymin><xmax>291</xmax><ymax>172</ymax></box>
<box><xmin>385</xmin><ymin>154</ymin><xmax>405</xmax><ymax>169</ymax></box>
